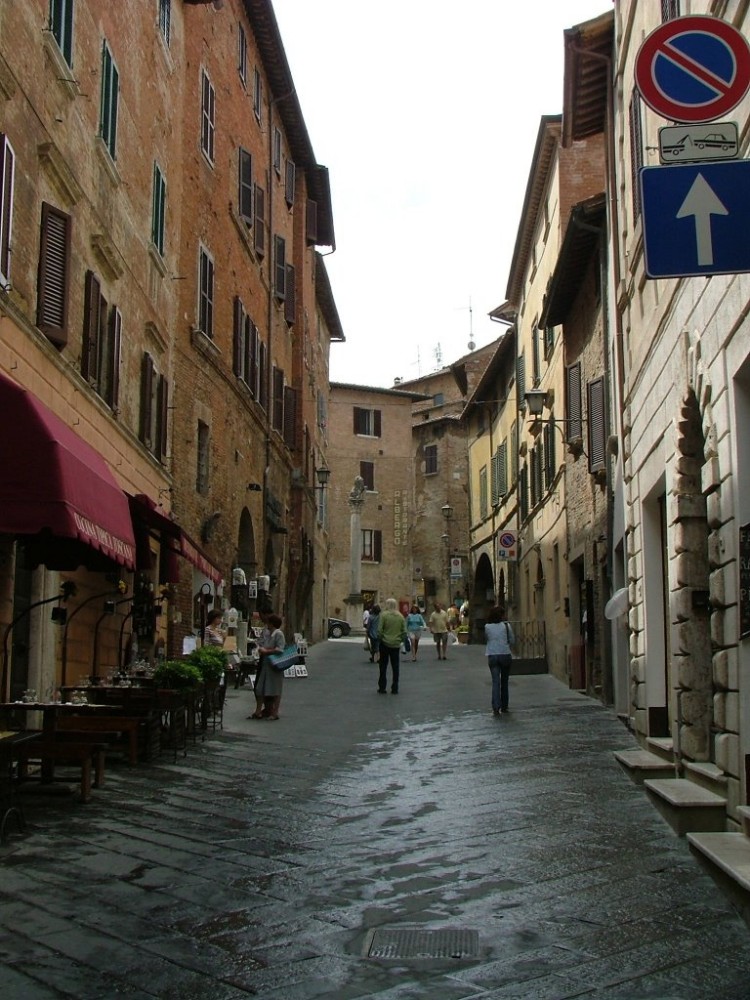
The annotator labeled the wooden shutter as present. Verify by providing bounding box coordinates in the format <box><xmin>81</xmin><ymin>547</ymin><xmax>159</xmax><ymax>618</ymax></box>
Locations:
<box><xmin>374</xmin><ymin>530</ymin><xmax>382</xmax><ymax>562</ymax></box>
<box><xmin>157</xmin><ymin>373</ymin><xmax>169</xmax><ymax>462</ymax></box>
<box><xmin>273</xmin><ymin>235</ymin><xmax>286</xmax><ymax>300</ymax></box>
<box><xmin>373</xmin><ymin>409</ymin><xmax>382</xmax><ymax>437</ymax></box>
<box><xmin>283</xmin><ymin>385</ymin><xmax>298</xmax><ymax>450</ymax></box>
<box><xmin>491</xmin><ymin>449</ymin><xmax>500</xmax><ymax>506</ymax></box>
<box><xmin>284</xmin><ymin>159</ymin><xmax>295</xmax><ymax>206</ymax></box>
<box><xmin>239</xmin><ymin>148</ymin><xmax>252</xmax><ymax>222</ymax></box>
<box><xmin>254</xmin><ymin>184</ymin><xmax>265</xmax><ymax>255</ymax></box>
<box><xmin>498</xmin><ymin>439</ymin><xmax>508</xmax><ymax>497</ymax></box>
<box><xmin>284</xmin><ymin>264</ymin><xmax>295</xmax><ymax>324</ymax></box>
<box><xmin>106</xmin><ymin>306</ymin><xmax>121</xmax><ymax>409</ymax></box>
<box><xmin>544</xmin><ymin>418</ymin><xmax>556</xmax><ymax>489</ymax></box>
<box><xmin>37</xmin><ymin>202</ymin><xmax>71</xmax><ymax>345</ymax></box>
<box><xmin>82</xmin><ymin>270</ymin><xmax>102</xmax><ymax>383</ymax></box>
<box><xmin>306</xmin><ymin>199</ymin><xmax>318</xmax><ymax>245</ymax></box>
<box><xmin>140</xmin><ymin>353</ymin><xmax>155</xmax><ymax>447</ymax></box>
<box><xmin>272</xmin><ymin>366</ymin><xmax>284</xmax><ymax>430</ymax></box>
<box><xmin>258</xmin><ymin>340</ymin><xmax>267</xmax><ymax>410</ymax></box>
<box><xmin>519</xmin><ymin>463</ymin><xmax>528</xmax><ymax>521</ymax></box>
<box><xmin>249</xmin><ymin>322</ymin><xmax>259</xmax><ymax>397</ymax></box>
<box><xmin>0</xmin><ymin>134</ymin><xmax>15</xmax><ymax>284</ymax></box>
<box><xmin>516</xmin><ymin>353</ymin><xmax>526</xmax><ymax>407</ymax></box>
<box><xmin>566</xmin><ymin>362</ymin><xmax>583</xmax><ymax>442</ymax></box>
<box><xmin>587</xmin><ymin>377</ymin><xmax>607</xmax><ymax>472</ymax></box>
<box><xmin>232</xmin><ymin>297</ymin><xmax>244</xmax><ymax>376</ymax></box>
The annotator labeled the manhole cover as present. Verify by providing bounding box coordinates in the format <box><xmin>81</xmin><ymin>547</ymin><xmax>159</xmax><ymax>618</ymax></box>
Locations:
<box><xmin>367</xmin><ymin>927</ymin><xmax>479</xmax><ymax>960</ymax></box>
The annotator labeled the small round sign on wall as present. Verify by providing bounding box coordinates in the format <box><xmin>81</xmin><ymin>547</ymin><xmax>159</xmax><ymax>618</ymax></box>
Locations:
<box><xmin>635</xmin><ymin>15</ymin><xmax>750</xmax><ymax>123</ymax></box>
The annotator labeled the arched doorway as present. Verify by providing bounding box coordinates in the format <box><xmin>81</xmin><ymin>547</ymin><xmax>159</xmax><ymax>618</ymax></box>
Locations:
<box><xmin>470</xmin><ymin>552</ymin><xmax>495</xmax><ymax>643</ymax></box>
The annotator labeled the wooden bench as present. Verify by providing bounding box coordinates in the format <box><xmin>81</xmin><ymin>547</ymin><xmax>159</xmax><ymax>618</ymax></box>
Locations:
<box><xmin>56</xmin><ymin>715</ymin><xmax>141</xmax><ymax>765</ymax></box>
<box><xmin>16</xmin><ymin>740</ymin><xmax>107</xmax><ymax>803</ymax></box>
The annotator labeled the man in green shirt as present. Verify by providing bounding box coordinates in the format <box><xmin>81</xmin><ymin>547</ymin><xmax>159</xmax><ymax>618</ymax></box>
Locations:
<box><xmin>377</xmin><ymin>598</ymin><xmax>407</xmax><ymax>694</ymax></box>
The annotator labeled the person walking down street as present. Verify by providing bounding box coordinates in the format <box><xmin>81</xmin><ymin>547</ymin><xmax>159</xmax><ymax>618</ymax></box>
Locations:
<box><xmin>485</xmin><ymin>605</ymin><xmax>514</xmax><ymax>715</ymax></box>
<box><xmin>377</xmin><ymin>598</ymin><xmax>407</xmax><ymax>694</ymax></box>
<box><xmin>405</xmin><ymin>605</ymin><xmax>427</xmax><ymax>661</ymax></box>
<box><xmin>366</xmin><ymin>604</ymin><xmax>381</xmax><ymax>663</ymax></box>
<box><xmin>429</xmin><ymin>602</ymin><xmax>451</xmax><ymax>660</ymax></box>
<box><xmin>249</xmin><ymin>612</ymin><xmax>285</xmax><ymax>720</ymax></box>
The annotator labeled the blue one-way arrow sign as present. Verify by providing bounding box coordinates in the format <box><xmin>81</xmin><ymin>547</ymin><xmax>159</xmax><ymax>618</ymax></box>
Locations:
<box><xmin>640</xmin><ymin>160</ymin><xmax>750</xmax><ymax>278</ymax></box>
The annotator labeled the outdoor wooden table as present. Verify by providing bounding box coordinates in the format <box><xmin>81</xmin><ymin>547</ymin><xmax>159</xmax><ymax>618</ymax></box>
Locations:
<box><xmin>0</xmin><ymin>702</ymin><xmax>123</xmax><ymax>781</ymax></box>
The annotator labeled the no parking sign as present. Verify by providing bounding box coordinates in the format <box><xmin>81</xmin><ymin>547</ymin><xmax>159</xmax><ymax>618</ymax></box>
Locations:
<box><xmin>635</xmin><ymin>16</ymin><xmax>750</xmax><ymax>123</ymax></box>
<box><xmin>498</xmin><ymin>530</ymin><xmax>517</xmax><ymax>561</ymax></box>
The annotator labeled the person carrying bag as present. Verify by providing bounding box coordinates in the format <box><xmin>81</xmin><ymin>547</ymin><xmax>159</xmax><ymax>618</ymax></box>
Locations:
<box><xmin>484</xmin><ymin>605</ymin><xmax>515</xmax><ymax>716</ymax></box>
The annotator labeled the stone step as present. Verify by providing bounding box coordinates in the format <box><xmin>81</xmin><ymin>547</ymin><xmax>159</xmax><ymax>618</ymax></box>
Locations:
<box><xmin>645</xmin><ymin>736</ymin><xmax>674</xmax><ymax>763</ymax></box>
<box><xmin>613</xmin><ymin>748</ymin><xmax>675</xmax><ymax>785</ymax></box>
<box><xmin>683</xmin><ymin>760</ymin><xmax>728</xmax><ymax>796</ymax></box>
<box><xmin>736</xmin><ymin>806</ymin><xmax>750</xmax><ymax>838</ymax></box>
<box><xmin>644</xmin><ymin>778</ymin><xmax>727</xmax><ymax>836</ymax></box>
<box><xmin>688</xmin><ymin>833</ymin><xmax>750</xmax><ymax>923</ymax></box>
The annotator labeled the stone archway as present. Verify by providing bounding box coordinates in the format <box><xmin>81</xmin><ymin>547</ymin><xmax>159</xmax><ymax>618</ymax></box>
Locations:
<box><xmin>670</xmin><ymin>388</ymin><xmax>712</xmax><ymax>762</ymax></box>
<box><xmin>470</xmin><ymin>552</ymin><xmax>495</xmax><ymax>643</ymax></box>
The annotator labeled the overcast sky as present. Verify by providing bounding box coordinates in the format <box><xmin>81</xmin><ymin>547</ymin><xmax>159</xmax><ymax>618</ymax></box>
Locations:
<box><xmin>272</xmin><ymin>0</ymin><xmax>612</xmax><ymax>388</ymax></box>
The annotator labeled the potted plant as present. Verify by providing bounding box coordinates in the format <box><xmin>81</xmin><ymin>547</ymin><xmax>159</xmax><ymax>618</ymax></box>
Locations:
<box><xmin>186</xmin><ymin>645</ymin><xmax>227</xmax><ymax>731</ymax></box>
<box><xmin>152</xmin><ymin>659</ymin><xmax>202</xmax><ymax>691</ymax></box>
<box><xmin>186</xmin><ymin>645</ymin><xmax>226</xmax><ymax>685</ymax></box>
<box><xmin>456</xmin><ymin>624</ymin><xmax>469</xmax><ymax>644</ymax></box>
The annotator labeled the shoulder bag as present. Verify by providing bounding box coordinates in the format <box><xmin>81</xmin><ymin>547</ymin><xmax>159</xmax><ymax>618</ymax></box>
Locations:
<box><xmin>269</xmin><ymin>643</ymin><xmax>303</xmax><ymax>672</ymax></box>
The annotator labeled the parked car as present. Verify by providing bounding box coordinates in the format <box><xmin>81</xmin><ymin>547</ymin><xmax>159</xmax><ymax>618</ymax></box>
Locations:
<box><xmin>328</xmin><ymin>618</ymin><xmax>351</xmax><ymax>638</ymax></box>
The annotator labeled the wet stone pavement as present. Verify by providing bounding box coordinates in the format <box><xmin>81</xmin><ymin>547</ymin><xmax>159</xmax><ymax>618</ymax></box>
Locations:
<box><xmin>2</xmin><ymin>637</ymin><xmax>750</xmax><ymax>999</ymax></box>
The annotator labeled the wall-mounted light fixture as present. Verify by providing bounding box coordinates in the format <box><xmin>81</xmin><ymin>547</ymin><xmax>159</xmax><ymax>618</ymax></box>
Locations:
<box><xmin>524</xmin><ymin>390</ymin><xmax>587</xmax><ymax>457</ymax></box>
<box><xmin>315</xmin><ymin>467</ymin><xmax>331</xmax><ymax>494</ymax></box>
<box><xmin>524</xmin><ymin>388</ymin><xmax>548</xmax><ymax>417</ymax></box>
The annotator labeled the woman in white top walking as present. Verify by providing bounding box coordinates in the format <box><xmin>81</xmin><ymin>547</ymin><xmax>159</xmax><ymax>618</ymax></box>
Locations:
<box><xmin>484</xmin><ymin>606</ymin><xmax>514</xmax><ymax>716</ymax></box>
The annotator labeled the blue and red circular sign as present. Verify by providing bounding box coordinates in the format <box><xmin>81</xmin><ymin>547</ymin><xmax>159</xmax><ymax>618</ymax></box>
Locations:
<box><xmin>635</xmin><ymin>16</ymin><xmax>750</xmax><ymax>123</ymax></box>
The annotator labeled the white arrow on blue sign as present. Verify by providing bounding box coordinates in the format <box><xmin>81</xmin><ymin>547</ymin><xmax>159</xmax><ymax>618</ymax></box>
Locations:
<box><xmin>640</xmin><ymin>160</ymin><xmax>750</xmax><ymax>278</ymax></box>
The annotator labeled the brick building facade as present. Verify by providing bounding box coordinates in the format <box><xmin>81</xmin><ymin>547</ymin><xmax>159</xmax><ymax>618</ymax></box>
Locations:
<box><xmin>0</xmin><ymin>0</ymin><xmax>339</xmax><ymax>700</ymax></box>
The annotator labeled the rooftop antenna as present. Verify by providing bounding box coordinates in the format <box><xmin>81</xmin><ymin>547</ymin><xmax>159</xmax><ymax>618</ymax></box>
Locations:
<box><xmin>467</xmin><ymin>297</ymin><xmax>476</xmax><ymax>351</ymax></box>
<box><xmin>434</xmin><ymin>342</ymin><xmax>443</xmax><ymax>369</ymax></box>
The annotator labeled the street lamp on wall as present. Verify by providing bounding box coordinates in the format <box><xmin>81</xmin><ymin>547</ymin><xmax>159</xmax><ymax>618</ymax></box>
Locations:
<box><xmin>524</xmin><ymin>389</ymin><xmax>588</xmax><ymax>458</ymax></box>
<box><xmin>442</xmin><ymin>502</ymin><xmax>454</xmax><ymax>606</ymax></box>
<box><xmin>315</xmin><ymin>466</ymin><xmax>331</xmax><ymax>494</ymax></box>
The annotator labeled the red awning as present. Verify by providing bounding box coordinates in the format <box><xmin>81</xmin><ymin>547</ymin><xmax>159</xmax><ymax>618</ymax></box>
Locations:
<box><xmin>0</xmin><ymin>371</ymin><xmax>135</xmax><ymax>570</ymax></box>
<box><xmin>128</xmin><ymin>493</ymin><xmax>222</xmax><ymax>585</ymax></box>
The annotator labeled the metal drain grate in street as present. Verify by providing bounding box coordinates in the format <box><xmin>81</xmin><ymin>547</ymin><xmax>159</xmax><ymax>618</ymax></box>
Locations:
<box><xmin>367</xmin><ymin>927</ymin><xmax>480</xmax><ymax>960</ymax></box>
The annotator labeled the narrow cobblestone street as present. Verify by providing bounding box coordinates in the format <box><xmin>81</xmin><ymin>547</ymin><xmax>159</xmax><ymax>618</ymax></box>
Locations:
<box><xmin>2</xmin><ymin>639</ymin><xmax>750</xmax><ymax>999</ymax></box>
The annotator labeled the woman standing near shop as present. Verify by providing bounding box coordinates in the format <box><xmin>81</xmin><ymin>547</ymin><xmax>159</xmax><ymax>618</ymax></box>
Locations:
<box><xmin>405</xmin><ymin>604</ymin><xmax>427</xmax><ymax>661</ymax></box>
<box><xmin>249</xmin><ymin>612</ymin><xmax>285</xmax><ymax>720</ymax></box>
<box><xmin>204</xmin><ymin>609</ymin><xmax>225</xmax><ymax>647</ymax></box>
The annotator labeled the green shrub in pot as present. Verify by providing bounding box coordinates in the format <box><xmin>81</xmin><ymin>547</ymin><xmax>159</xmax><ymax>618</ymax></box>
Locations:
<box><xmin>153</xmin><ymin>660</ymin><xmax>202</xmax><ymax>691</ymax></box>
<box><xmin>186</xmin><ymin>645</ymin><xmax>226</xmax><ymax>684</ymax></box>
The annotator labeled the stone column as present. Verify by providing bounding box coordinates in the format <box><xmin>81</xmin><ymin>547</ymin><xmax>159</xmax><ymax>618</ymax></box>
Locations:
<box><xmin>346</xmin><ymin>477</ymin><xmax>367</xmax><ymax>628</ymax></box>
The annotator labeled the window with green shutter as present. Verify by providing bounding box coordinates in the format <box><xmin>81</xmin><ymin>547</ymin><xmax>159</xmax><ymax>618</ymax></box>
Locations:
<box><xmin>498</xmin><ymin>439</ymin><xmax>508</xmax><ymax>498</ymax></box>
<box><xmin>50</xmin><ymin>0</ymin><xmax>74</xmax><ymax>67</ymax></box>
<box><xmin>587</xmin><ymin>377</ymin><xmax>607</xmax><ymax>473</ymax></box>
<box><xmin>100</xmin><ymin>41</ymin><xmax>119</xmax><ymax>159</ymax></box>
<box><xmin>565</xmin><ymin>362</ymin><xmax>583</xmax><ymax>442</ymax></box>
<box><xmin>151</xmin><ymin>163</ymin><xmax>166</xmax><ymax>256</ymax></box>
